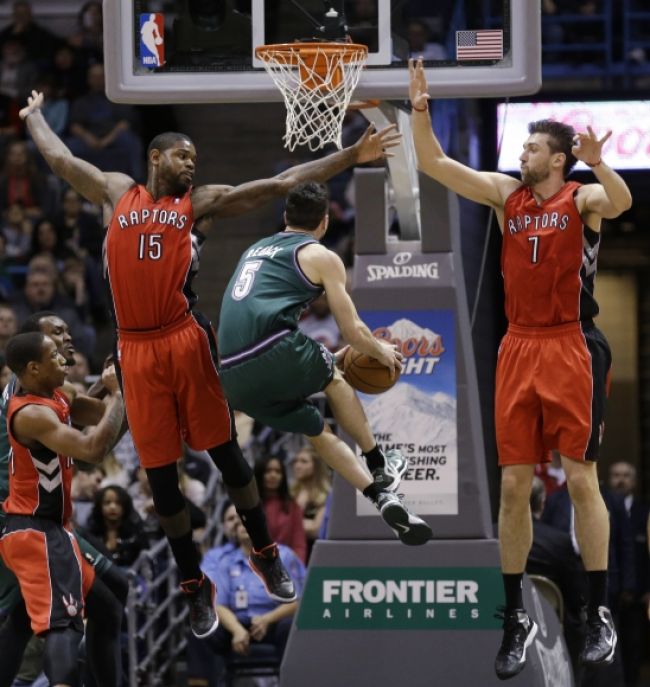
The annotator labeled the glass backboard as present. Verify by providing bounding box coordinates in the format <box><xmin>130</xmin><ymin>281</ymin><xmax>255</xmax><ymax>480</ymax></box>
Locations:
<box><xmin>104</xmin><ymin>0</ymin><xmax>541</xmax><ymax>104</ymax></box>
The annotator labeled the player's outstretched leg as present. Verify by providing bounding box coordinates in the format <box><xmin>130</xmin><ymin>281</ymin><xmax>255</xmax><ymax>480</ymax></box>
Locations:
<box><xmin>308</xmin><ymin>426</ymin><xmax>432</xmax><ymax>545</ymax></box>
<box><xmin>324</xmin><ymin>370</ymin><xmax>409</xmax><ymax>493</ymax></box>
<box><xmin>208</xmin><ymin>439</ymin><xmax>295</xmax><ymax>602</ymax></box>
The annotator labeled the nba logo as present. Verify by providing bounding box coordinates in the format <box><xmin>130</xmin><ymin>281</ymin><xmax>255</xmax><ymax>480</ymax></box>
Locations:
<box><xmin>140</xmin><ymin>13</ymin><xmax>165</xmax><ymax>68</ymax></box>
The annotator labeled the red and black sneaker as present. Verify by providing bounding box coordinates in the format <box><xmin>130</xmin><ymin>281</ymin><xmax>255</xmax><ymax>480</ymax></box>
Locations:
<box><xmin>180</xmin><ymin>574</ymin><xmax>219</xmax><ymax>639</ymax></box>
<box><xmin>249</xmin><ymin>543</ymin><xmax>297</xmax><ymax>603</ymax></box>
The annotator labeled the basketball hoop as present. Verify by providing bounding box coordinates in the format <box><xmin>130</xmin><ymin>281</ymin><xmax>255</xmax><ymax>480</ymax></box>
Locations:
<box><xmin>255</xmin><ymin>42</ymin><xmax>368</xmax><ymax>152</ymax></box>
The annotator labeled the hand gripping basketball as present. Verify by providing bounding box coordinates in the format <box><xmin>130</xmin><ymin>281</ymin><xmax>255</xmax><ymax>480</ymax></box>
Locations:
<box><xmin>343</xmin><ymin>347</ymin><xmax>402</xmax><ymax>394</ymax></box>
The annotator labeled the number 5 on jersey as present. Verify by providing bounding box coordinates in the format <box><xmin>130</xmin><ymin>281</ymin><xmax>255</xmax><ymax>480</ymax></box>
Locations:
<box><xmin>138</xmin><ymin>233</ymin><xmax>163</xmax><ymax>260</ymax></box>
<box><xmin>232</xmin><ymin>260</ymin><xmax>262</xmax><ymax>300</ymax></box>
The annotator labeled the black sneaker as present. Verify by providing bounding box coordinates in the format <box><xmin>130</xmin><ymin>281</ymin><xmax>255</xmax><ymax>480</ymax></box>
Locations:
<box><xmin>494</xmin><ymin>608</ymin><xmax>538</xmax><ymax>680</ymax></box>
<box><xmin>370</xmin><ymin>449</ymin><xmax>408</xmax><ymax>493</ymax></box>
<box><xmin>180</xmin><ymin>574</ymin><xmax>219</xmax><ymax>639</ymax></box>
<box><xmin>249</xmin><ymin>543</ymin><xmax>297</xmax><ymax>603</ymax></box>
<box><xmin>580</xmin><ymin>606</ymin><xmax>617</xmax><ymax>665</ymax></box>
<box><xmin>375</xmin><ymin>491</ymin><xmax>432</xmax><ymax>545</ymax></box>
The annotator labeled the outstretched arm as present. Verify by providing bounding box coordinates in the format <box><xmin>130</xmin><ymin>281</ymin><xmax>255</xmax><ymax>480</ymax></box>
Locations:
<box><xmin>409</xmin><ymin>58</ymin><xmax>518</xmax><ymax>209</ymax></box>
<box><xmin>191</xmin><ymin>124</ymin><xmax>401</xmax><ymax>220</ymax></box>
<box><xmin>299</xmin><ymin>245</ymin><xmax>402</xmax><ymax>378</ymax></box>
<box><xmin>573</xmin><ymin>127</ymin><xmax>632</xmax><ymax>220</ymax></box>
<box><xmin>20</xmin><ymin>90</ymin><xmax>133</xmax><ymax>207</ymax></box>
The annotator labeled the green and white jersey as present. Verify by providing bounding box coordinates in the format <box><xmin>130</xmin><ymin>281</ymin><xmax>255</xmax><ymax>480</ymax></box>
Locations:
<box><xmin>218</xmin><ymin>231</ymin><xmax>323</xmax><ymax>360</ymax></box>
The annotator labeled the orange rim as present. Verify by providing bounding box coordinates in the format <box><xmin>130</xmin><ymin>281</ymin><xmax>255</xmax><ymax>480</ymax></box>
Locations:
<box><xmin>255</xmin><ymin>42</ymin><xmax>369</xmax><ymax>65</ymax></box>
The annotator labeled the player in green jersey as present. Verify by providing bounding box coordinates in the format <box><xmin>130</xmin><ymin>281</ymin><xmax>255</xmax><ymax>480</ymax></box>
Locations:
<box><xmin>218</xmin><ymin>182</ymin><xmax>432</xmax><ymax>546</ymax></box>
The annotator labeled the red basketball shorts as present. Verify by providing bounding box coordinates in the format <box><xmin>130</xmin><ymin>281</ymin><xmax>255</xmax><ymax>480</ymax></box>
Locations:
<box><xmin>0</xmin><ymin>516</ymin><xmax>95</xmax><ymax>635</ymax></box>
<box><xmin>495</xmin><ymin>322</ymin><xmax>611</xmax><ymax>466</ymax></box>
<box><xmin>117</xmin><ymin>314</ymin><xmax>234</xmax><ymax>468</ymax></box>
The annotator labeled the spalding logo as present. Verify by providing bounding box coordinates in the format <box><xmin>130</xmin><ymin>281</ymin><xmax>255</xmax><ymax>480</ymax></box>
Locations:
<box><xmin>366</xmin><ymin>251</ymin><xmax>439</xmax><ymax>282</ymax></box>
<box><xmin>392</xmin><ymin>252</ymin><xmax>412</xmax><ymax>266</ymax></box>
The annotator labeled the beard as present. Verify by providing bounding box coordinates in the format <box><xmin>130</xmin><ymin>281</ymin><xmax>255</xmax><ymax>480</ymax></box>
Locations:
<box><xmin>521</xmin><ymin>166</ymin><xmax>550</xmax><ymax>187</ymax></box>
<box><xmin>170</xmin><ymin>178</ymin><xmax>191</xmax><ymax>196</ymax></box>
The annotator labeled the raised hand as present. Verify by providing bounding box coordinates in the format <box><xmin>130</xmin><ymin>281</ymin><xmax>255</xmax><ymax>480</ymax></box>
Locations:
<box><xmin>19</xmin><ymin>90</ymin><xmax>44</xmax><ymax>120</ymax></box>
<box><xmin>571</xmin><ymin>126</ymin><xmax>611</xmax><ymax>166</ymax></box>
<box><xmin>408</xmin><ymin>57</ymin><xmax>431</xmax><ymax>112</ymax></box>
<box><xmin>354</xmin><ymin>123</ymin><xmax>402</xmax><ymax>163</ymax></box>
<box><xmin>101</xmin><ymin>364</ymin><xmax>120</xmax><ymax>395</ymax></box>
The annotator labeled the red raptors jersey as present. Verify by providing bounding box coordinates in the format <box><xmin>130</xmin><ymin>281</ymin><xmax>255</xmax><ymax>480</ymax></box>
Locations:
<box><xmin>104</xmin><ymin>185</ymin><xmax>196</xmax><ymax>330</ymax></box>
<box><xmin>4</xmin><ymin>390</ymin><xmax>73</xmax><ymax>524</ymax></box>
<box><xmin>502</xmin><ymin>181</ymin><xmax>600</xmax><ymax>327</ymax></box>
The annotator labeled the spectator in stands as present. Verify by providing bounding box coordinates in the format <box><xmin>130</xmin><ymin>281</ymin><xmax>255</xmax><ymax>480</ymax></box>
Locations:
<box><xmin>180</xmin><ymin>461</ymin><xmax>207</xmax><ymax>509</ymax></box>
<box><xmin>71</xmin><ymin>462</ymin><xmax>104</xmax><ymax>529</ymax></box>
<box><xmin>68</xmin><ymin>1</ymin><xmax>104</xmax><ymax>65</ymax></box>
<box><xmin>130</xmin><ymin>465</ymin><xmax>207</xmax><ymax>538</ymax></box>
<box><xmin>527</xmin><ymin>476</ymin><xmax>586</xmax><ymax>678</ymax></box>
<box><xmin>54</xmin><ymin>187</ymin><xmax>103</xmax><ymax>260</ymax></box>
<box><xmin>66</xmin><ymin>349</ymin><xmax>90</xmax><ymax>387</ymax></box>
<box><xmin>608</xmin><ymin>461</ymin><xmax>650</xmax><ymax>687</ymax></box>
<box><xmin>0</xmin><ymin>353</ymin><xmax>10</xmax><ymax>389</ymax></box>
<box><xmin>29</xmin><ymin>217</ymin><xmax>74</xmax><ymax>263</ymax></box>
<box><xmin>52</xmin><ymin>44</ymin><xmax>87</xmax><ymax>101</ymax></box>
<box><xmin>60</xmin><ymin>255</ymin><xmax>91</xmax><ymax>320</ymax></box>
<box><xmin>86</xmin><ymin>485</ymin><xmax>149</xmax><ymax>568</ymax></box>
<box><xmin>0</xmin><ymin>232</ymin><xmax>14</xmax><ymax>300</ymax></box>
<box><xmin>0</xmin><ymin>303</ymin><xmax>17</xmax><ymax>353</ymax></box>
<box><xmin>0</xmin><ymin>141</ymin><xmax>59</xmax><ymax>219</ymax></box>
<box><xmin>255</xmin><ymin>456</ymin><xmax>307</xmax><ymax>563</ymax></box>
<box><xmin>535</xmin><ymin>451</ymin><xmax>567</xmax><ymax>498</ymax></box>
<box><xmin>543</xmin><ymin>482</ymin><xmax>631</xmax><ymax>687</ymax></box>
<box><xmin>0</xmin><ymin>1</ymin><xmax>61</xmax><ymax>66</ymax></box>
<box><xmin>406</xmin><ymin>19</ymin><xmax>446</xmax><ymax>60</ymax></box>
<box><xmin>1</xmin><ymin>201</ymin><xmax>32</xmax><ymax>259</ymax></box>
<box><xmin>201</xmin><ymin>501</ymin><xmax>239</xmax><ymax>579</ymax></box>
<box><xmin>99</xmin><ymin>451</ymin><xmax>130</xmax><ymax>490</ymax></box>
<box><xmin>290</xmin><ymin>445</ymin><xmax>331</xmax><ymax>560</ymax></box>
<box><xmin>67</xmin><ymin>64</ymin><xmax>144</xmax><ymax>180</ymax></box>
<box><xmin>191</xmin><ymin>516</ymin><xmax>305</xmax><ymax>684</ymax></box>
<box><xmin>0</xmin><ymin>91</ymin><xmax>20</xmax><ymax>161</ymax></box>
<box><xmin>10</xmin><ymin>269</ymin><xmax>95</xmax><ymax>358</ymax></box>
<box><xmin>298</xmin><ymin>293</ymin><xmax>341</xmax><ymax>352</ymax></box>
<box><xmin>0</xmin><ymin>37</ymin><xmax>38</xmax><ymax>105</ymax></box>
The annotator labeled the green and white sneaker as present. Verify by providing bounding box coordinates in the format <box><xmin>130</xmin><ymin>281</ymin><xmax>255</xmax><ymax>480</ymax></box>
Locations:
<box><xmin>375</xmin><ymin>491</ymin><xmax>432</xmax><ymax>546</ymax></box>
<box><xmin>370</xmin><ymin>449</ymin><xmax>408</xmax><ymax>493</ymax></box>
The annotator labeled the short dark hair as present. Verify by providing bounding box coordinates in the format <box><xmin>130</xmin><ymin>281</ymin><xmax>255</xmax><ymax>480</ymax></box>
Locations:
<box><xmin>285</xmin><ymin>182</ymin><xmax>329</xmax><ymax>230</ymax></box>
<box><xmin>5</xmin><ymin>332</ymin><xmax>45</xmax><ymax>375</ymax></box>
<box><xmin>19</xmin><ymin>311</ymin><xmax>59</xmax><ymax>334</ymax></box>
<box><xmin>147</xmin><ymin>132</ymin><xmax>193</xmax><ymax>157</ymax></box>
<box><xmin>527</xmin><ymin>119</ymin><xmax>577</xmax><ymax>177</ymax></box>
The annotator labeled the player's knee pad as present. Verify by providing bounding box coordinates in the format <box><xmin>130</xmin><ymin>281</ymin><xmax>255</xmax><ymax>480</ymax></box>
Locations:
<box><xmin>207</xmin><ymin>439</ymin><xmax>253</xmax><ymax>488</ymax></box>
<box><xmin>43</xmin><ymin>626</ymin><xmax>82</xmax><ymax>686</ymax></box>
<box><xmin>145</xmin><ymin>463</ymin><xmax>186</xmax><ymax>517</ymax></box>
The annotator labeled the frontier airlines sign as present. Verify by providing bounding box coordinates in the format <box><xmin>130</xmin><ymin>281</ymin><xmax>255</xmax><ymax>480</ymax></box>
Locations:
<box><xmin>296</xmin><ymin>567</ymin><xmax>503</xmax><ymax>630</ymax></box>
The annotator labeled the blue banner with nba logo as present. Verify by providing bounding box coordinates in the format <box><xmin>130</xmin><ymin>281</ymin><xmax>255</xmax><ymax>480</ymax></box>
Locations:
<box><xmin>139</xmin><ymin>13</ymin><xmax>165</xmax><ymax>68</ymax></box>
<box><xmin>354</xmin><ymin>309</ymin><xmax>457</xmax><ymax>515</ymax></box>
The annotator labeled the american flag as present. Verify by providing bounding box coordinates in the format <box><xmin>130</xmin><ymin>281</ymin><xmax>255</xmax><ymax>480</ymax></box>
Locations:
<box><xmin>456</xmin><ymin>30</ymin><xmax>503</xmax><ymax>61</ymax></box>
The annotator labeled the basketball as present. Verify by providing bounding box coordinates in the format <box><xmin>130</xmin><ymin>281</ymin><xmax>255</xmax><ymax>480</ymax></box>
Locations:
<box><xmin>154</xmin><ymin>36</ymin><xmax>163</xmax><ymax>45</ymax></box>
<box><xmin>343</xmin><ymin>347</ymin><xmax>400</xmax><ymax>394</ymax></box>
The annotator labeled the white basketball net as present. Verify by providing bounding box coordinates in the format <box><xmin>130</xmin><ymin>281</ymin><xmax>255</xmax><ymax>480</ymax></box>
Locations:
<box><xmin>256</xmin><ymin>43</ymin><xmax>368</xmax><ymax>152</ymax></box>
